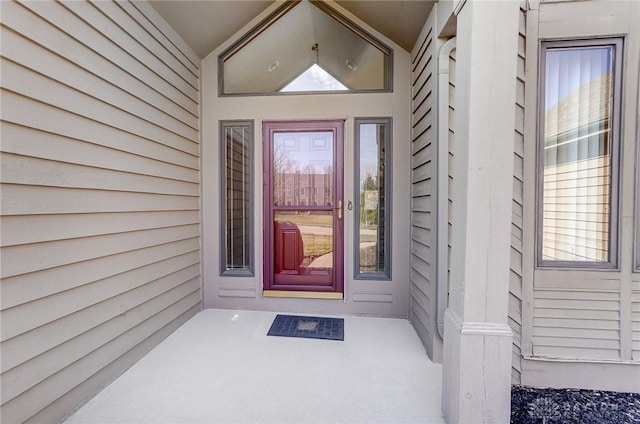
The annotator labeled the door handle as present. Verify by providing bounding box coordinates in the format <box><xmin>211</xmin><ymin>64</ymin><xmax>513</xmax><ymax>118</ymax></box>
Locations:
<box><xmin>334</xmin><ymin>200</ymin><xmax>343</xmax><ymax>220</ymax></box>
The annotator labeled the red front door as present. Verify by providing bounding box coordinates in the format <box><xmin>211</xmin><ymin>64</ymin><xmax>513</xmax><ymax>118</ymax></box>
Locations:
<box><xmin>263</xmin><ymin>120</ymin><xmax>344</xmax><ymax>294</ymax></box>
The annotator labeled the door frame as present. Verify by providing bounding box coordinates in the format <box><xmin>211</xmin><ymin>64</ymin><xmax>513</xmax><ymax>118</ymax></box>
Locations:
<box><xmin>262</xmin><ymin>120</ymin><xmax>345</xmax><ymax>296</ymax></box>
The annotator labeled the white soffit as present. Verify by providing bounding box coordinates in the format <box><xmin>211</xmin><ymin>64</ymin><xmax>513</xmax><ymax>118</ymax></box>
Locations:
<box><xmin>147</xmin><ymin>0</ymin><xmax>273</xmax><ymax>58</ymax></box>
<box><xmin>335</xmin><ymin>0</ymin><xmax>435</xmax><ymax>52</ymax></box>
<box><xmin>148</xmin><ymin>0</ymin><xmax>436</xmax><ymax>58</ymax></box>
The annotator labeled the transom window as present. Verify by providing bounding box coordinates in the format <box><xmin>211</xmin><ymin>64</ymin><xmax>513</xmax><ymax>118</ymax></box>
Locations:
<box><xmin>219</xmin><ymin>0</ymin><xmax>392</xmax><ymax>95</ymax></box>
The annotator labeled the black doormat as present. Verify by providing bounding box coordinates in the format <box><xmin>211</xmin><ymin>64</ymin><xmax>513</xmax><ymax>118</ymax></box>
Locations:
<box><xmin>267</xmin><ymin>315</ymin><xmax>344</xmax><ymax>341</ymax></box>
<box><xmin>511</xmin><ymin>385</ymin><xmax>640</xmax><ymax>423</ymax></box>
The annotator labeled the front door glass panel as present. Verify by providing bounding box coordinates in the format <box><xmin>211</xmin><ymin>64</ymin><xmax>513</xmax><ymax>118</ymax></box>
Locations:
<box><xmin>264</xmin><ymin>121</ymin><xmax>344</xmax><ymax>293</ymax></box>
<box><xmin>272</xmin><ymin>132</ymin><xmax>334</xmax><ymax>207</ymax></box>
<box><xmin>274</xmin><ymin>211</ymin><xmax>333</xmax><ymax>285</ymax></box>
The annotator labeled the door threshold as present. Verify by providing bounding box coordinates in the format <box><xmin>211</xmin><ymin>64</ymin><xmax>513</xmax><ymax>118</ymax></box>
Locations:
<box><xmin>263</xmin><ymin>290</ymin><xmax>343</xmax><ymax>300</ymax></box>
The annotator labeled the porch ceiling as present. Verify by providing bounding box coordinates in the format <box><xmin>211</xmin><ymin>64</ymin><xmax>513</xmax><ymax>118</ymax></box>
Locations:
<box><xmin>148</xmin><ymin>0</ymin><xmax>435</xmax><ymax>58</ymax></box>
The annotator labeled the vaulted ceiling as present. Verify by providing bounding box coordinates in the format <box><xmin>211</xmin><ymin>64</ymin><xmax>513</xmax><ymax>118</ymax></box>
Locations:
<box><xmin>148</xmin><ymin>0</ymin><xmax>435</xmax><ymax>58</ymax></box>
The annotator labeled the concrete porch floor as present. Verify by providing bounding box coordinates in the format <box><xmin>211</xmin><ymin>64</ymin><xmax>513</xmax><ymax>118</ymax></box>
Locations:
<box><xmin>64</xmin><ymin>309</ymin><xmax>445</xmax><ymax>423</ymax></box>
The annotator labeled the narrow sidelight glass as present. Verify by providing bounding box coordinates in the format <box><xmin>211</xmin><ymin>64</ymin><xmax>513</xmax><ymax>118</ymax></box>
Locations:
<box><xmin>220</xmin><ymin>121</ymin><xmax>254</xmax><ymax>275</ymax></box>
<box><xmin>355</xmin><ymin>118</ymin><xmax>391</xmax><ymax>278</ymax></box>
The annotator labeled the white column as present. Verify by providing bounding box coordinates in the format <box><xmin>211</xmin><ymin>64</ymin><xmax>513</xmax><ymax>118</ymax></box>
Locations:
<box><xmin>442</xmin><ymin>1</ymin><xmax>520</xmax><ymax>423</ymax></box>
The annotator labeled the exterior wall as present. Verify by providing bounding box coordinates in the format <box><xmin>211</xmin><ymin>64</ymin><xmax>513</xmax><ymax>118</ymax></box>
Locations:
<box><xmin>509</xmin><ymin>1</ymin><xmax>527</xmax><ymax>384</ymax></box>
<box><xmin>409</xmin><ymin>5</ymin><xmax>442</xmax><ymax>360</ymax></box>
<box><xmin>409</xmin><ymin>3</ymin><xmax>526</xmax><ymax>377</ymax></box>
<box><xmin>201</xmin><ymin>1</ymin><xmax>412</xmax><ymax>318</ymax></box>
<box><xmin>520</xmin><ymin>0</ymin><xmax>640</xmax><ymax>392</ymax></box>
<box><xmin>440</xmin><ymin>0</ymin><xmax>520</xmax><ymax>420</ymax></box>
<box><xmin>0</xmin><ymin>1</ymin><xmax>202</xmax><ymax>422</ymax></box>
<box><xmin>446</xmin><ymin>47</ymin><xmax>456</xmax><ymax>358</ymax></box>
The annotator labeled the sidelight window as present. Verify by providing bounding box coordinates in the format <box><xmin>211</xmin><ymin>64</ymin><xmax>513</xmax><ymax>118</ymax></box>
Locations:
<box><xmin>220</xmin><ymin>121</ymin><xmax>254</xmax><ymax>275</ymax></box>
<box><xmin>354</xmin><ymin>118</ymin><xmax>392</xmax><ymax>279</ymax></box>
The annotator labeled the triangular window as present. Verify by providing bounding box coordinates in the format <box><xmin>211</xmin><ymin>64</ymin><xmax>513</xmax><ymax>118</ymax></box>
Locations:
<box><xmin>280</xmin><ymin>64</ymin><xmax>348</xmax><ymax>92</ymax></box>
<box><xmin>219</xmin><ymin>0</ymin><xmax>392</xmax><ymax>95</ymax></box>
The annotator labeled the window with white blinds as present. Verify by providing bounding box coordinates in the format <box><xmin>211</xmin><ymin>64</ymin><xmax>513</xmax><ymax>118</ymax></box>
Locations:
<box><xmin>537</xmin><ymin>39</ymin><xmax>622</xmax><ymax>267</ymax></box>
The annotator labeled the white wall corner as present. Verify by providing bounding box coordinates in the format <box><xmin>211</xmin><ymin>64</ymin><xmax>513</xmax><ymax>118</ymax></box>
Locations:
<box><xmin>442</xmin><ymin>0</ymin><xmax>521</xmax><ymax>421</ymax></box>
<box><xmin>526</xmin><ymin>0</ymin><xmax>540</xmax><ymax>11</ymax></box>
<box><xmin>443</xmin><ymin>309</ymin><xmax>513</xmax><ymax>424</ymax></box>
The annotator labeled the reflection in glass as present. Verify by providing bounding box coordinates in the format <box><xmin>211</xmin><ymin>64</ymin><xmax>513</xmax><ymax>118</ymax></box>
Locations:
<box><xmin>541</xmin><ymin>45</ymin><xmax>614</xmax><ymax>262</ymax></box>
<box><xmin>273</xmin><ymin>132</ymin><xmax>333</xmax><ymax>207</ymax></box>
<box><xmin>274</xmin><ymin>211</ymin><xmax>333</xmax><ymax>285</ymax></box>
<box><xmin>275</xmin><ymin>211</ymin><xmax>333</xmax><ymax>273</ymax></box>
<box><xmin>356</xmin><ymin>120</ymin><xmax>389</xmax><ymax>276</ymax></box>
<box><xmin>222</xmin><ymin>122</ymin><xmax>252</xmax><ymax>272</ymax></box>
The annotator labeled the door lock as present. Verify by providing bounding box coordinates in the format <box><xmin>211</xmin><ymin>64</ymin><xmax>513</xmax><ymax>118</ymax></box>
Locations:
<box><xmin>347</xmin><ymin>201</ymin><xmax>353</xmax><ymax>211</ymax></box>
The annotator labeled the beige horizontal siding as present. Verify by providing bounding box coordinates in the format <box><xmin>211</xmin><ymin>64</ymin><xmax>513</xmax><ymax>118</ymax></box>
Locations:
<box><xmin>410</xmin><ymin>276</ymin><xmax>434</xmax><ymax>350</ymax></box>
<box><xmin>0</xmin><ymin>184</ymin><xmax>199</xmax><ymax>215</ymax></box>
<box><xmin>2</xmin><ymin>272</ymin><xmax>200</xmax><ymax>404</ymax></box>
<box><xmin>1</xmin><ymin>92</ymin><xmax>199</xmax><ymax>168</ymax></box>
<box><xmin>1</xmin><ymin>211</ymin><xmax>200</xmax><ymax>246</ymax></box>
<box><xmin>2</xmin><ymin>123</ymin><xmax>199</xmax><ymax>182</ymax></box>
<box><xmin>1</xmin><ymin>59</ymin><xmax>197</xmax><ymax>153</ymax></box>
<box><xmin>0</xmin><ymin>1</ymin><xmax>201</xmax><ymax>422</ymax></box>
<box><xmin>509</xmin><ymin>3</ymin><xmax>527</xmax><ymax>383</ymax></box>
<box><xmin>25</xmin><ymin>303</ymin><xmax>200</xmax><ymax>424</ymax></box>
<box><xmin>7</xmin><ymin>0</ymin><xmax>198</xmax><ymax>114</ymax></box>
<box><xmin>4</xmin><ymin>292</ymin><xmax>201</xmax><ymax>424</ymax></box>
<box><xmin>447</xmin><ymin>47</ymin><xmax>455</xmax><ymax>323</ymax></box>
<box><xmin>1</xmin><ymin>238</ymin><xmax>200</xmax><ymax>310</ymax></box>
<box><xmin>1</xmin><ymin>153</ymin><xmax>198</xmax><ymax>196</ymax></box>
<box><xmin>410</xmin><ymin>12</ymin><xmax>438</xmax><ymax>359</ymax></box>
<box><xmin>0</xmin><ymin>224</ymin><xmax>200</xmax><ymax>288</ymax></box>
<box><xmin>118</xmin><ymin>1</ymin><xmax>200</xmax><ymax>73</ymax></box>
<box><xmin>1</xmin><ymin>26</ymin><xmax>197</xmax><ymax>134</ymax></box>
<box><xmin>632</xmin><ymin>284</ymin><xmax>640</xmax><ymax>360</ymax></box>
<box><xmin>1</xmin><ymin>257</ymin><xmax>200</xmax><ymax>367</ymax></box>
<box><xmin>533</xmin><ymin>289</ymin><xmax>621</xmax><ymax>360</ymax></box>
